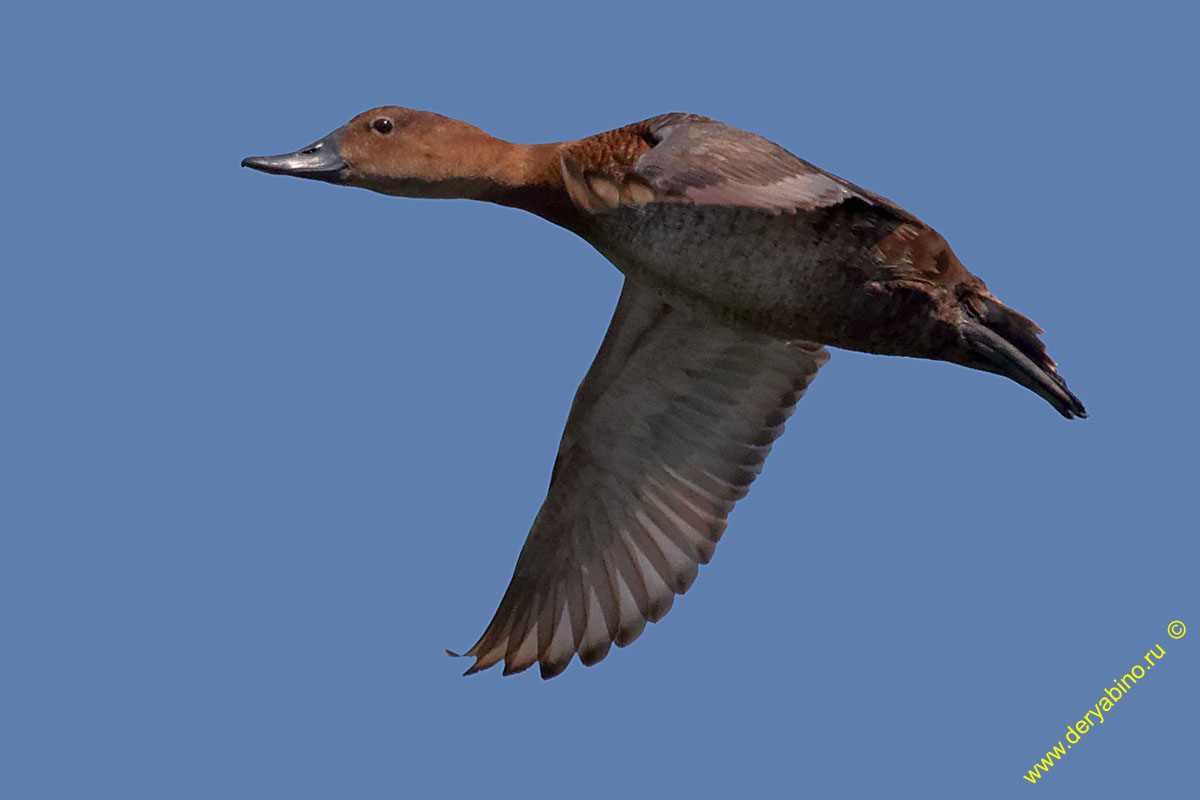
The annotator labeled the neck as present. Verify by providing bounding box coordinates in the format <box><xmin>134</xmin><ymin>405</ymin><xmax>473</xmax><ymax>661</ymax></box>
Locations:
<box><xmin>390</xmin><ymin>130</ymin><xmax>581</xmax><ymax>227</ymax></box>
<box><xmin>356</xmin><ymin>125</ymin><xmax>585</xmax><ymax>229</ymax></box>
<box><xmin>459</xmin><ymin>138</ymin><xmax>581</xmax><ymax>227</ymax></box>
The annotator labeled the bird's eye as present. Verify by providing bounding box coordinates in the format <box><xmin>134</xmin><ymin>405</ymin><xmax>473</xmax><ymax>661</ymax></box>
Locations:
<box><xmin>372</xmin><ymin>118</ymin><xmax>395</xmax><ymax>135</ymax></box>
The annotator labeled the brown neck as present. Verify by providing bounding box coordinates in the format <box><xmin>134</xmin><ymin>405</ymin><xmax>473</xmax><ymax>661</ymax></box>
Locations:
<box><xmin>464</xmin><ymin>139</ymin><xmax>582</xmax><ymax>229</ymax></box>
<box><xmin>353</xmin><ymin>124</ymin><xmax>584</xmax><ymax>230</ymax></box>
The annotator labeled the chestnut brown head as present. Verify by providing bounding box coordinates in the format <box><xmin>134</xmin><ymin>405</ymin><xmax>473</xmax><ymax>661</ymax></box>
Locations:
<box><xmin>242</xmin><ymin>106</ymin><xmax>502</xmax><ymax>198</ymax></box>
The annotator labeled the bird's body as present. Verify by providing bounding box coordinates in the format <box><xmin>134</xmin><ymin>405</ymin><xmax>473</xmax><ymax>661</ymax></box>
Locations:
<box><xmin>243</xmin><ymin>107</ymin><xmax>1085</xmax><ymax>679</ymax></box>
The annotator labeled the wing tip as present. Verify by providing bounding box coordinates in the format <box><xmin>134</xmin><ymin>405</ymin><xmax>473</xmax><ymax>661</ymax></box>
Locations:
<box><xmin>538</xmin><ymin>657</ymin><xmax>573</xmax><ymax>680</ymax></box>
<box><xmin>446</xmin><ymin>647</ymin><xmax>488</xmax><ymax>677</ymax></box>
<box><xmin>501</xmin><ymin>659</ymin><xmax>535</xmax><ymax>677</ymax></box>
<box><xmin>579</xmin><ymin>641</ymin><xmax>613</xmax><ymax>667</ymax></box>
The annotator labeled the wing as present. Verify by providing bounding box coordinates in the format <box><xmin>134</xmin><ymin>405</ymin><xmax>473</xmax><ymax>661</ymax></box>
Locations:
<box><xmin>453</xmin><ymin>280</ymin><xmax>829</xmax><ymax>678</ymax></box>
<box><xmin>561</xmin><ymin>112</ymin><xmax>918</xmax><ymax>220</ymax></box>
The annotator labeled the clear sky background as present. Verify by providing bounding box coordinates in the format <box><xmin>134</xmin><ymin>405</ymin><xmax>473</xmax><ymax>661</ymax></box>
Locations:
<box><xmin>5</xmin><ymin>2</ymin><xmax>1197</xmax><ymax>797</ymax></box>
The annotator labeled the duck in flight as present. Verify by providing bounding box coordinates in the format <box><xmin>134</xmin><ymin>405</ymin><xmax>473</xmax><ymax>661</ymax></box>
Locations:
<box><xmin>243</xmin><ymin>108</ymin><xmax>1086</xmax><ymax>679</ymax></box>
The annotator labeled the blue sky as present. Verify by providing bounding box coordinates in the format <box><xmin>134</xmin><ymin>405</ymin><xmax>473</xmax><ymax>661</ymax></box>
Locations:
<box><xmin>5</xmin><ymin>1</ymin><xmax>1197</xmax><ymax>797</ymax></box>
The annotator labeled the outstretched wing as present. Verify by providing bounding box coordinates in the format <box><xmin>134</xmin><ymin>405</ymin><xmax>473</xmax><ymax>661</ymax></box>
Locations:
<box><xmin>562</xmin><ymin>112</ymin><xmax>918</xmax><ymax>219</ymax></box>
<box><xmin>454</xmin><ymin>280</ymin><xmax>828</xmax><ymax>678</ymax></box>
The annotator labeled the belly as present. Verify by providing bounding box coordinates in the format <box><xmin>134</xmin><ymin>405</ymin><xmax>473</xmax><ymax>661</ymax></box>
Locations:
<box><xmin>585</xmin><ymin>202</ymin><xmax>908</xmax><ymax>347</ymax></box>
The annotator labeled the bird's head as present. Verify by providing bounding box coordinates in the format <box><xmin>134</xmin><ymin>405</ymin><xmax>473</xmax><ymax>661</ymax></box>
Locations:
<box><xmin>242</xmin><ymin>106</ymin><xmax>505</xmax><ymax>199</ymax></box>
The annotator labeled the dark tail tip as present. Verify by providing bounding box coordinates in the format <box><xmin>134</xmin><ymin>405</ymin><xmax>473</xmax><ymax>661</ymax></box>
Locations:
<box><xmin>960</xmin><ymin>296</ymin><xmax>1087</xmax><ymax>419</ymax></box>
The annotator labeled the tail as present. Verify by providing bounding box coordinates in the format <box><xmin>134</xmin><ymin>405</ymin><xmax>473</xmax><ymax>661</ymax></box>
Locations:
<box><xmin>959</xmin><ymin>294</ymin><xmax>1087</xmax><ymax>419</ymax></box>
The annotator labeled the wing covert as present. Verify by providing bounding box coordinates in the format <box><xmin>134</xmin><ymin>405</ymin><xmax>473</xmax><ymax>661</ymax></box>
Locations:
<box><xmin>561</xmin><ymin>113</ymin><xmax>917</xmax><ymax>220</ymax></box>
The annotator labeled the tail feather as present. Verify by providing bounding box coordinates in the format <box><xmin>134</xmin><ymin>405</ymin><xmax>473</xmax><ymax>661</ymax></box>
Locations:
<box><xmin>960</xmin><ymin>294</ymin><xmax>1086</xmax><ymax>419</ymax></box>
